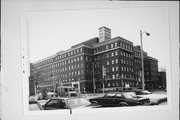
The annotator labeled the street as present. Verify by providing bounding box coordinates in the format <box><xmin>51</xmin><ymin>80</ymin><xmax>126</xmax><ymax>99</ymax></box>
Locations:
<box><xmin>36</xmin><ymin>90</ymin><xmax>168</xmax><ymax>108</ymax></box>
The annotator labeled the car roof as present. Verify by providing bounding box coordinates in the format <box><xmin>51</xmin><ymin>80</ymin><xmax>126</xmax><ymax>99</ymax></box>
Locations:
<box><xmin>50</xmin><ymin>97</ymin><xmax>86</xmax><ymax>100</ymax></box>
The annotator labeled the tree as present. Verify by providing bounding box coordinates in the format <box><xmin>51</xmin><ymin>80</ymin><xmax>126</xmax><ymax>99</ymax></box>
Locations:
<box><xmin>29</xmin><ymin>63</ymin><xmax>42</xmax><ymax>95</ymax></box>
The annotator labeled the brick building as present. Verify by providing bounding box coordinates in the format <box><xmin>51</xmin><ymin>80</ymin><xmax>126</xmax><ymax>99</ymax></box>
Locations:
<box><xmin>29</xmin><ymin>26</ymin><xmax>162</xmax><ymax>95</ymax></box>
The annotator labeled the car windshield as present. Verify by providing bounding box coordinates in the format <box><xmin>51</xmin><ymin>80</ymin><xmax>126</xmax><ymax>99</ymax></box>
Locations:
<box><xmin>67</xmin><ymin>98</ymin><xmax>91</xmax><ymax>108</ymax></box>
<box><xmin>123</xmin><ymin>93</ymin><xmax>137</xmax><ymax>99</ymax></box>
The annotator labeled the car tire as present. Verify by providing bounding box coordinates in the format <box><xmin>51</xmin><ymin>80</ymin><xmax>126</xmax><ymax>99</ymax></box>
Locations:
<box><xmin>91</xmin><ymin>101</ymin><xmax>98</xmax><ymax>105</ymax></box>
<box><xmin>119</xmin><ymin>102</ymin><xmax>128</xmax><ymax>107</ymax></box>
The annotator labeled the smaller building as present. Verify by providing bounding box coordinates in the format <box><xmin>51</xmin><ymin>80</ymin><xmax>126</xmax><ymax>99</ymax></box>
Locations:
<box><xmin>144</xmin><ymin>56</ymin><xmax>159</xmax><ymax>89</ymax></box>
<box><xmin>158</xmin><ymin>68</ymin><xmax>167</xmax><ymax>89</ymax></box>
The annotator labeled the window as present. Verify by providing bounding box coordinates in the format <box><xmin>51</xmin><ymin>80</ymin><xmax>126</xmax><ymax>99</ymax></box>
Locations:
<box><xmin>116</xmin><ymin>94</ymin><xmax>123</xmax><ymax>98</ymax></box>
<box><xmin>80</xmin><ymin>48</ymin><xmax>83</xmax><ymax>52</ymax></box>
<box><xmin>112</xmin><ymin>60</ymin><xmax>114</xmax><ymax>64</ymax></box>
<box><xmin>121</xmin><ymin>59</ymin><xmax>123</xmax><ymax>64</ymax></box>
<box><xmin>81</xmin><ymin>63</ymin><xmax>83</xmax><ymax>67</ymax></box>
<box><xmin>115</xmin><ymin>42</ymin><xmax>117</xmax><ymax>47</ymax></box>
<box><xmin>116</xmin><ymin>59</ymin><xmax>118</xmax><ymax>63</ymax></box>
<box><xmin>81</xmin><ymin>70</ymin><xmax>84</xmax><ymax>74</ymax></box>
<box><xmin>105</xmin><ymin>93</ymin><xmax>117</xmax><ymax>98</ymax></box>
<box><xmin>107</xmin><ymin>53</ymin><xmax>109</xmax><ymax>57</ymax></box>
<box><xmin>71</xmin><ymin>59</ymin><xmax>73</xmax><ymax>63</ymax></box>
<box><xmin>112</xmin><ymin>67</ymin><xmax>115</xmax><ymax>71</ymax></box>
<box><xmin>107</xmin><ymin>61</ymin><xmax>109</xmax><ymax>65</ymax></box>
<box><xmin>106</xmin><ymin>45</ymin><xmax>108</xmax><ymax>49</ymax></box>
<box><xmin>115</xmin><ymin>51</ymin><xmax>118</xmax><ymax>56</ymax></box>
<box><xmin>124</xmin><ymin>60</ymin><xmax>126</xmax><ymax>64</ymax></box>
<box><xmin>116</xmin><ymin>67</ymin><xmax>118</xmax><ymax>71</ymax></box>
<box><xmin>112</xmin><ymin>74</ymin><xmax>115</xmax><ymax>79</ymax></box>
<box><xmin>45</xmin><ymin>99</ymin><xmax>59</xmax><ymax>108</ymax></box>
<box><xmin>116</xmin><ymin>74</ymin><xmax>119</xmax><ymax>78</ymax></box>
<box><xmin>111</xmin><ymin>52</ymin><xmax>114</xmax><ymax>56</ymax></box>
<box><xmin>111</xmin><ymin>43</ymin><xmax>113</xmax><ymax>48</ymax></box>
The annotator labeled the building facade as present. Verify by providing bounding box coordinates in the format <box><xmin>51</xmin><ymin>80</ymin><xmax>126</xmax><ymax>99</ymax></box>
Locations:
<box><xmin>30</xmin><ymin>26</ymin><xmax>162</xmax><ymax>95</ymax></box>
<box><xmin>144</xmin><ymin>56</ymin><xmax>159</xmax><ymax>89</ymax></box>
<box><xmin>157</xmin><ymin>69</ymin><xmax>167</xmax><ymax>89</ymax></box>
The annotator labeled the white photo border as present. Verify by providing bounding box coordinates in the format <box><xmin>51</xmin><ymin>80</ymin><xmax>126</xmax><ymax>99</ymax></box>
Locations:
<box><xmin>20</xmin><ymin>3</ymin><xmax>174</xmax><ymax>116</ymax></box>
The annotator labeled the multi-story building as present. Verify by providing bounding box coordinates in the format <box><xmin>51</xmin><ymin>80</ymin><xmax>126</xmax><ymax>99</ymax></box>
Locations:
<box><xmin>30</xmin><ymin>26</ymin><xmax>162</xmax><ymax>95</ymax></box>
<box><xmin>144</xmin><ymin>56</ymin><xmax>159</xmax><ymax>89</ymax></box>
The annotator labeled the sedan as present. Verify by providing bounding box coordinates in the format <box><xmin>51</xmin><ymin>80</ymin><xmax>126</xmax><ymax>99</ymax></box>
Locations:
<box><xmin>42</xmin><ymin>97</ymin><xmax>97</xmax><ymax>110</ymax></box>
<box><xmin>133</xmin><ymin>90</ymin><xmax>167</xmax><ymax>105</ymax></box>
<box><xmin>89</xmin><ymin>92</ymin><xmax>150</xmax><ymax>107</ymax></box>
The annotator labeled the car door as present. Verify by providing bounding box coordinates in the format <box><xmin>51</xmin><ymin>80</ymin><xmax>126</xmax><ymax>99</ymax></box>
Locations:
<box><xmin>102</xmin><ymin>93</ymin><xmax>116</xmax><ymax>106</ymax></box>
<box><xmin>44</xmin><ymin>99</ymin><xmax>59</xmax><ymax>110</ymax></box>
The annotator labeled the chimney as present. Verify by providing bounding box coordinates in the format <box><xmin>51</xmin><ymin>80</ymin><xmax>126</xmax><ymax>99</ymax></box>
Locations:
<box><xmin>99</xmin><ymin>26</ymin><xmax>111</xmax><ymax>42</ymax></box>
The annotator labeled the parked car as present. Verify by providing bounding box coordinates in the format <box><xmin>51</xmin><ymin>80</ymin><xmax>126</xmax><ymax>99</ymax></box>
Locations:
<box><xmin>133</xmin><ymin>90</ymin><xmax>167</xmax><ymax>105</ymax></box>
<box><xmin>42</xmin><ymin>97</ymin><xmax>98</xmax><ymax>110</ymax></box>
<box><xmin>89</xmin><ymin>92</ymin><xmax>150</xmax><ymax>107</ymax></box>
<box><xmin>29</xmin><ymin>100</ymin><xmax>44</xmax><ymax>111</ymax></box>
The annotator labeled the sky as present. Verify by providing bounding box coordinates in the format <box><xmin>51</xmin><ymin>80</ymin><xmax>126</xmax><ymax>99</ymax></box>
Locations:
<box><xmin>28</xmin><ymin>6</ymin><xmax>170</xmax><ymax>68</ymax></box>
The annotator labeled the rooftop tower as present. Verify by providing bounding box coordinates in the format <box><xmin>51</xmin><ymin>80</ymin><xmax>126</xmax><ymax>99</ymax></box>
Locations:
<box><xmin>99</xmin><ymin>26</ymin><xmax>111</xmax><ymax>42</ymax></box>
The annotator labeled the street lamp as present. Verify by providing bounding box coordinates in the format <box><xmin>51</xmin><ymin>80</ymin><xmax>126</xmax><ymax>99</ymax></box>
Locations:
<box><xmin>140</xmin><ymin>30</ymin><xmax>150</xmax><ymax>90</ymax></box>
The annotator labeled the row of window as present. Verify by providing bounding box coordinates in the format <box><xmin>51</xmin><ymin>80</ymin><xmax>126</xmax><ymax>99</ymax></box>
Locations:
<box><xmin>43</xmin><ymin>70</ymin><xmax>84</xmax><ymax>81</ymax></box>
<box><xmin>42</xmin><ymin>76</ymin><xmax>84</xmax><ymax>85</ymax></box>
<box><xmin>134</xmin><ymin>52</ymin><xmax>141</xmax><ymax>58</ymax></box>
<box><xmin>106</xmin><ymin>81</ymin><xmax>136</xmax><ymax>87</ymax></box>
<box><xmin>35</xmin><ymin>48</ymin><xmax>83</xmax><ymax>67</ymax></box>
<box><xmin>36</xmin><ymin>56</ymin><xmax>84</xmax><ymax>71</ymax></box>
<box><xmin>40</xmin><ymin>63</ymin><xmax>84</xmax><ymax>77</ymax></box>
<box><xmin>94</xmin><ymin>51</ymin><xmax>133</xmax><ymax>62</ymax></box>
<box><xmin>94</xmin><ymin>41</ymin><xmax>133</xmax><ymax>54</ymax></box>
<box><xmin>134</xmin><ymin>59</ymin><xmax>141</xmax><ymax>64</ymax></box>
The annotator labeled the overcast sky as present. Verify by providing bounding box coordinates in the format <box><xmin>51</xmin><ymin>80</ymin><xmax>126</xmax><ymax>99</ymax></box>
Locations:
<box><xmin>28</xmin><ymin>6</ymin><xmax>170</xmax><ymax>68</ymax></box>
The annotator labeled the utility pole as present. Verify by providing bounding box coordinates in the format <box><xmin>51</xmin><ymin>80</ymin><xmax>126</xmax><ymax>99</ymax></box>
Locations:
<box><xmin>121</xmin><ymin>75</ymin><xmax>124</xmax><ymax>91</ymax></box>
<box><xmin>102</xmin><ymin>65</ymin><xmax>106</xmax><ymax>94</ymax></box>
<box><xmin>140</xmin><ymin>30</ymin><xmax>150</xmax><ymax>90</ymax></box>
<box><xmin>92</xmin><ymin>62</ymin><xmax>96</xmax><ymax>94</ymax></box>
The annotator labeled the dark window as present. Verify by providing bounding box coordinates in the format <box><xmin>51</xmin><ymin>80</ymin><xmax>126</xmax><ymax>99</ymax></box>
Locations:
<box><xmin>58</xmin><ymin>100</ymin><xmax>66</xmax><ymax>109</ymax></box>
<box><xmin>46</xmin><ymin>99</ymin><xmax>59</xmax><ymax>108</ymax></box>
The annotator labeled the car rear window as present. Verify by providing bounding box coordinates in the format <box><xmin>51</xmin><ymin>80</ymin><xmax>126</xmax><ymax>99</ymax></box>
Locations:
<box><xmin>67</xmin><ymin>98</ymin><xmax>90</xmax><ymax>108</ymax></box>
<box><xmin>46</xmin><ymin>99</ymin><xmax>59</xmax><ymax>108</ymax></box>
<box><xmin>105</xmin><ymin>93</ymin><xmax>116</xmax><ymax>98</ymax></box>
<box><xmin>29</xmin><ymin>103</ymin><xmax>41</xmax><ymax>110</ymax></box>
